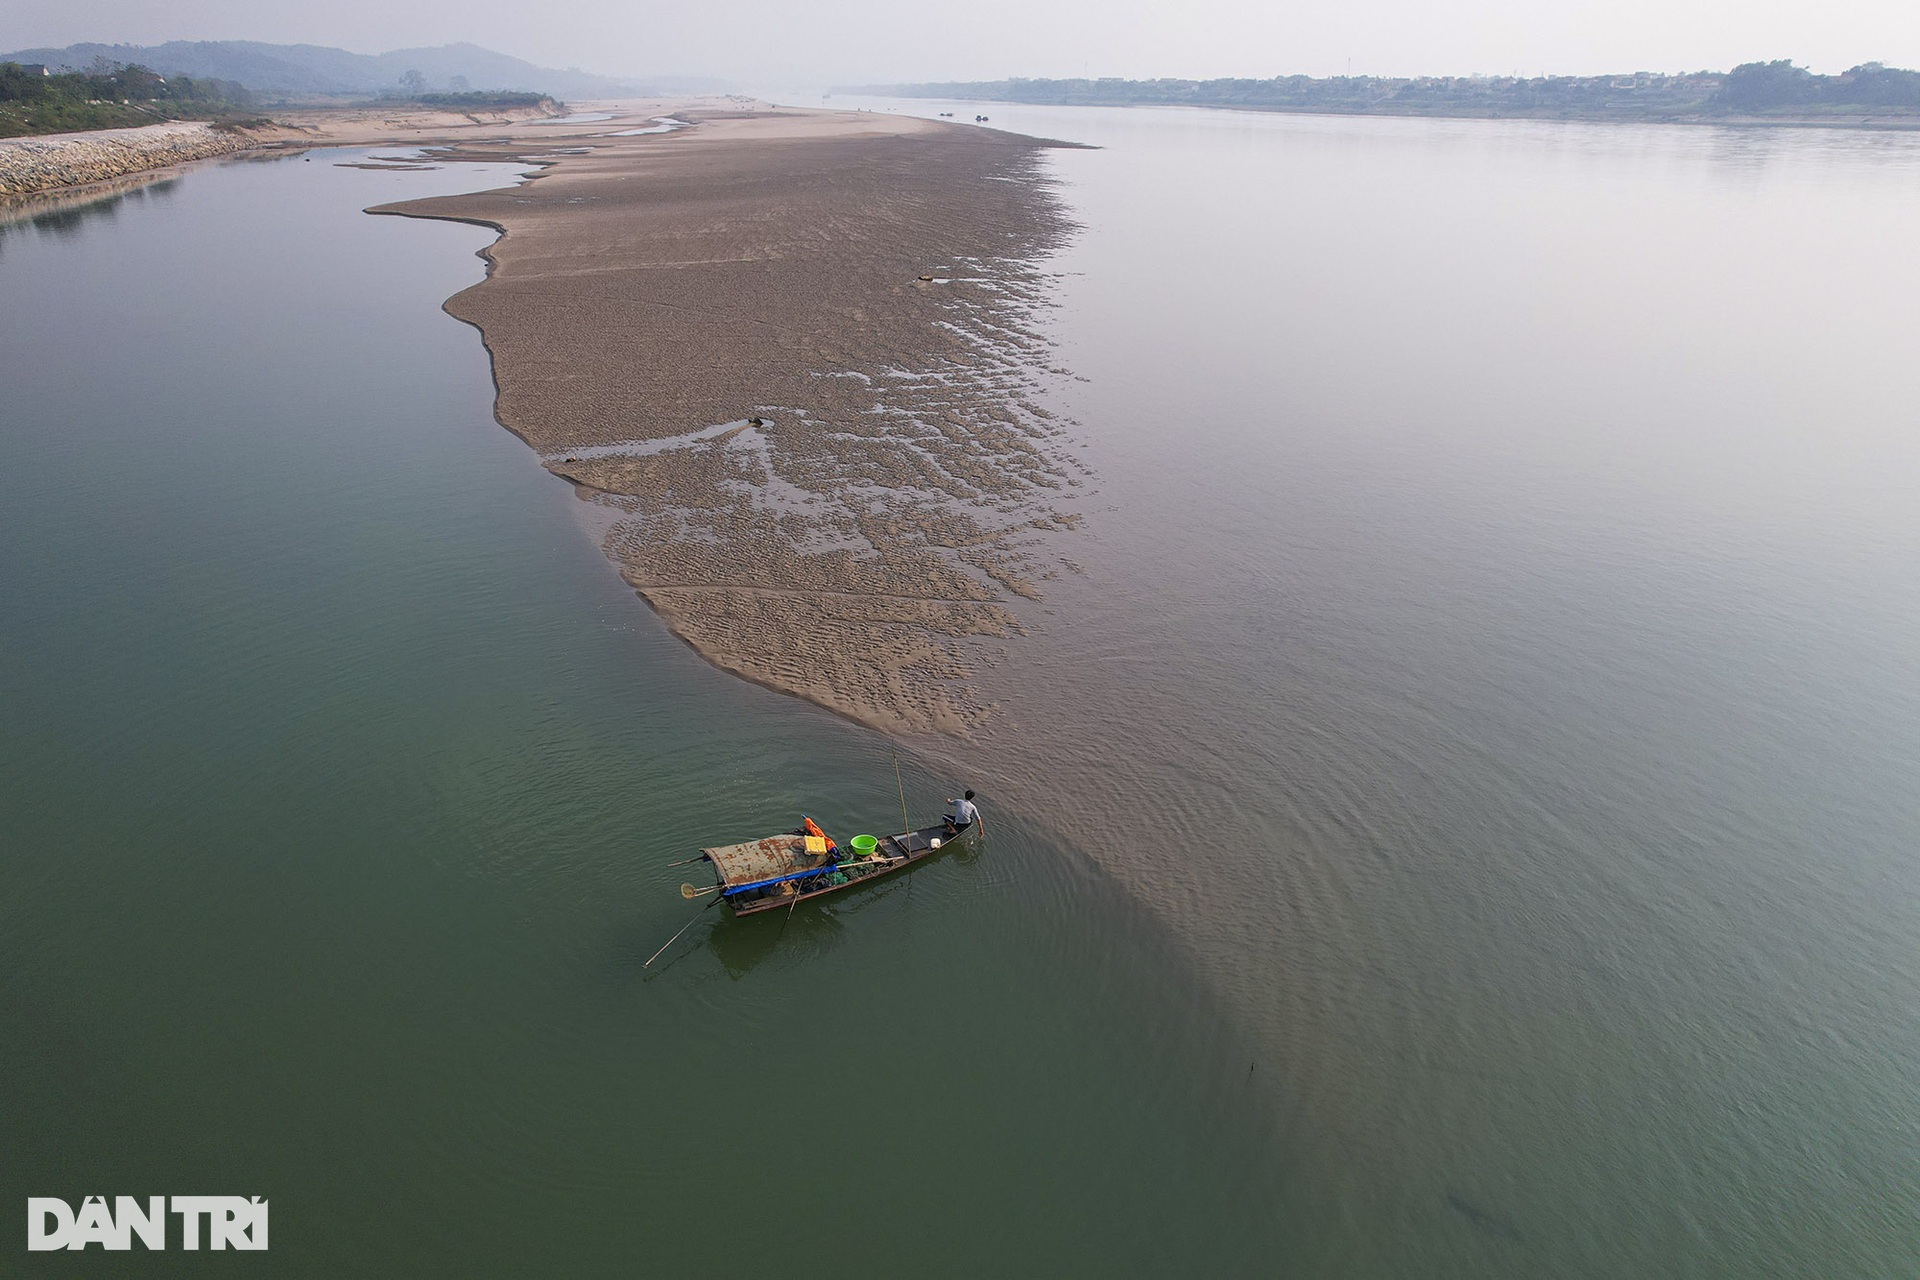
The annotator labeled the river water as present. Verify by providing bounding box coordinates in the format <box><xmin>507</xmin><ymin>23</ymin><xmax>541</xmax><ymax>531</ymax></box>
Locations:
<box><xmin>866</xmin><ymin>101</ymin><xmax>1920</xmax><ymax>1276</ymax></box>
<box><xmin>5</xmin><ymin>106</ymin><xmax>1919</xmax><ymax>1277</ymax></box>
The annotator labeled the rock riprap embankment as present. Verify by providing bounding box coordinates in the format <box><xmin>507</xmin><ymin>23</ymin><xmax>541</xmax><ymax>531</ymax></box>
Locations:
<box><xmin>0</xmin><ymin>122</ymin><xmax>259</xmax><ymax>197</ymax></box>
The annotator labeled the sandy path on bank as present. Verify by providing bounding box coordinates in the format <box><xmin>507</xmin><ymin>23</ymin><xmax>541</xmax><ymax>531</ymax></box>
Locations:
<box><xmin>374</xmin><ymin>102</ymin><xmax>1088</xmax><ymax>733</ymax></box>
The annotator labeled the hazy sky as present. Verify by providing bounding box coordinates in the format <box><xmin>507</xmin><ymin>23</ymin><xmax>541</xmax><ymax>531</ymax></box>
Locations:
<box><xmin>6</xmin><ymin>0</ymin><xmax>1915</xmax><ymax>86</ymax></box>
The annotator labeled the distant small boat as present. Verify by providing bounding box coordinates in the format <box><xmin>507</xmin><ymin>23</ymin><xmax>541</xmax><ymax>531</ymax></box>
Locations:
<box><xmin>688</xmin><ymin>820</ymin><xmax>968</xmax><ymax>915</ymax></box>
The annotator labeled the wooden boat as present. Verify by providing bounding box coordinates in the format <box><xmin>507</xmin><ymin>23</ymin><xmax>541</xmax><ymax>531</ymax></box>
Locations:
<box><xmin>692</xmin><ymin>821</ymin><xmax>968</xmax><ymax>916</ymax></box>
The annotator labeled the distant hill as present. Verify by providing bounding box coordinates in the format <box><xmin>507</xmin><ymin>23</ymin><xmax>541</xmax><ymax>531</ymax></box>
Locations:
<box><xmin>0</xmin><ymin>40</ymin><xmax>725</xmax><ymax>101</ymax></box>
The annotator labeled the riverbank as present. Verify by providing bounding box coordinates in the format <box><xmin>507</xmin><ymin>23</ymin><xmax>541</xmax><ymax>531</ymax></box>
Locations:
<box><xmin>0</xmin><ymin>120</ymin><xmax>269</xmax><ymax>196</ymax></box>
<box><xmin>856</xmin><ymin>67</ymin><xmax>1920</xmax><ymax>131</ymax></box>
<box><xmin>376</xmin><ymin>104</ymin><xmax>1089</xmax><ymax>734</ymax></box>
<box><xmin>867</xmin><ymin>99</ymin><xmax>1920</xmax><ymax>132</ymax></box>
<box><xmin>0</xmin><ymin>102</ymin><xmax>566</xmax><ymax>199</ymax></box>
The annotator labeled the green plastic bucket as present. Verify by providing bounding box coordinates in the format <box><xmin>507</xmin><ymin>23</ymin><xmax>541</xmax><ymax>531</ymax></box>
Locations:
<box><xmin>849</xmin><ymin>834</ymin><xmax>879</xmax><ymax>856</ymax></box>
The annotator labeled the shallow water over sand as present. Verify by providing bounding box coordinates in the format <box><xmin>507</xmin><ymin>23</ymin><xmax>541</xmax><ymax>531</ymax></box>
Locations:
<box><xmin>859</xmin><ymin>100</ymin><xmax>1920</xmax><ymax>1275</ymax></box>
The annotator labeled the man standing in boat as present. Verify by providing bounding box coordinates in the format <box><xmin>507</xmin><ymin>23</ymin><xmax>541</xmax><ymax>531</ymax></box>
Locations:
<box><xmin>943</xmin><ymin>790</ymin><xmax>978</xmax><ymax>836</ymax></box>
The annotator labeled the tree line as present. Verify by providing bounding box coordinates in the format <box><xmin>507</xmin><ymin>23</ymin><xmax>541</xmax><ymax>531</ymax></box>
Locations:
<box><xmin>379</xmin><ymin>68</ymin><xmax>556</xmax><ymax>110</ymax></box>
<box><xmin>1</xmin><ymin>59</ymin><xmax>255</xmax><ymax>137</ymax></box>
<box><xmin>857</xmin><ymin>61</ymin><xmax>1920</xmax><ymax>121</ymax></box>
<box><xmin>1718</xmin><ymin>61</ymin><xmax>1920</xmax><ymax>109</ymax></box>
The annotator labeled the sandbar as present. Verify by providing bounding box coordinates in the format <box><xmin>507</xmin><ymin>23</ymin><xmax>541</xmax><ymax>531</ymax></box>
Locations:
<box><xmin>373</xmin><ymin>102</ymin><xmax>1088</xmax><ymax>733</ymax></box>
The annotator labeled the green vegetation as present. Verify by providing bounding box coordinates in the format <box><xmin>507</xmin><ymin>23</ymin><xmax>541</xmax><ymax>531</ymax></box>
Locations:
<box><xmin>858</xmin><ymin>61</ymin><xmax>1920</xmax><ymax>125</ymax></box>
<box><xmin>0</xmin><ymin>59</ymin><xmax>255</xmax><ymax>137</ymax></box>
<box><xmin>1716</xmin><ymin>60</ymin><xmax>1920</xmax><ymax>111</ymax></box>
<box><xmin>408</xmin><ymin>91</ymin><xmax>560</xmax><ymax>111</ymax></box>
<box><xmin>374</xmin><ymin>67</ymin><xmax>559</xmax><ymax>112</ymax></box>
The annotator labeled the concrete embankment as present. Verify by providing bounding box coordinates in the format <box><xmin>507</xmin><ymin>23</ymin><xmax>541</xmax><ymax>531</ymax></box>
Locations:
<box><xmin>0</xmin><ymin>122</ymin><xmax>264</xmax><ymax>198</ymax></box>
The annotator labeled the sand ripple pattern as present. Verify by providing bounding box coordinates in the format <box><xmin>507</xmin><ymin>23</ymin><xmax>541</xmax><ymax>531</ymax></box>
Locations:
<box><xmin>376</xmin><ymin>108</ymin><xmax>1087</xmax><ymax>733</ymax></box>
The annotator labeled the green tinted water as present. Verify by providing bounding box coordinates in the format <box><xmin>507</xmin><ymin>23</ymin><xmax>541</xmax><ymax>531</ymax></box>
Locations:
<box><xmin>0</xmin><ymin>154</ymin><xmax>1286</xmax><ymax>1275</ymax></box>
<box><xmin>17</xmin><ymin>110</ymin><xmax>1920</xmax><ymax>1278</ymax></box>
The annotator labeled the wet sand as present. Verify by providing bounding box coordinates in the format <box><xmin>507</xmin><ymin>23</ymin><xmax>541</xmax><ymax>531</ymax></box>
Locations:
<box><xmin>375</xmin><ymin>103</ymin><xmax>1087</xmax><ymax>733</ymax></box>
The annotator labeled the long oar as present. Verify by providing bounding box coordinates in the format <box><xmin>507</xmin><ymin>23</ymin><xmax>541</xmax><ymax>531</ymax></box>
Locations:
<box><xmin>644</xmin><ymin>894</ymin><xmax>722</xmax><ymax>969</ymax></box>
<box><xmin>666</xmin><ymin>854</ymin><xmax>709</xmax><ymax>869</ymax></box>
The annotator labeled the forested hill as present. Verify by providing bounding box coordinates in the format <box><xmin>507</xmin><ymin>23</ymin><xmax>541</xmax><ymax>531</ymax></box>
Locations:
<box><xmin>854</xmin><ymin>61</ymin><xmax>1920</xmax><ymax>124</ymax></box>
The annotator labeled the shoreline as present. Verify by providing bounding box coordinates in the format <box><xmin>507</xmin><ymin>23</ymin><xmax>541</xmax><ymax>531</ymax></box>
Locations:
<box><xmin>0</xmin><ymin>120</ymin><xmax>268</xmax><ymax>199</ymax></box>
<box><xmin>370</xmin><ymin>102</ymin><xmax>1090</xmax><ymax>735</ymax></box>
<box><xmin>880</xmin><ymin>101</ymin><xmax>1920</xmax><ymax>132</ymax></box>
<box><xmin>0</xmin><ymin>102</ymin><xmax>572</xmax><ymax>201</ymax></box>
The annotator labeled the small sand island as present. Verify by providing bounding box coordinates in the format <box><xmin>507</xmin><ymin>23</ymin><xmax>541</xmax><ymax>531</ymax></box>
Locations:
<box><xmin>367</xmin><ymin>103</ymin><xmax>1090</xmax><ymax>734</ymax></box>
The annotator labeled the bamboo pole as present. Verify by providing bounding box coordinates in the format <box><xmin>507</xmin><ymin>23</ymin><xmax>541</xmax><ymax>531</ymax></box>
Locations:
<box><xmin>643</xmin><ymin>894</ymin><xmax>721</xmax><ymax>968</ymax></box>
<box><xmin>891</xmin><ymin>745</ymin><xmax>910</xmax><ymax>835</ymax></box>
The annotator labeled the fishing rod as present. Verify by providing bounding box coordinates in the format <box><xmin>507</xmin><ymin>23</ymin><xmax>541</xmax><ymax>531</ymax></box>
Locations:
<box><xmin>891</xmin><ymin>745</ymin><xmax>910</xmax><ymax>836</ymax></box>
<box><xmin>643</xmin><ymin>894</ymin><xmax>722</xmax><ymax>969</ymax></box>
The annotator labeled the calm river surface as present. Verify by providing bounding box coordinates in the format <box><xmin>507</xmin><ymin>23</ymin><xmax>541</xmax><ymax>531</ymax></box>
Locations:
<box><xmin>855</xmin><ymin>99</ymin><xmax>1920</xmax><ymax>1276</ymax></box>
<box><xmin>5</xmin><ymin>103</ymin><xmax>1920</xmax><ymax>1278</ymax></box>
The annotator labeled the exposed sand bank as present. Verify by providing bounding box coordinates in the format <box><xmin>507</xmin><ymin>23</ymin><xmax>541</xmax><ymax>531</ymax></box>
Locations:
<box><xmin>253</xmin><ymin>100</ymin><xmax>577</xmax><ymax>145</ymax></box>
<box><xmin>375</xmin><ymin>102</ymin><xmax>1088</xmax><ymax>733</ymax></box>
